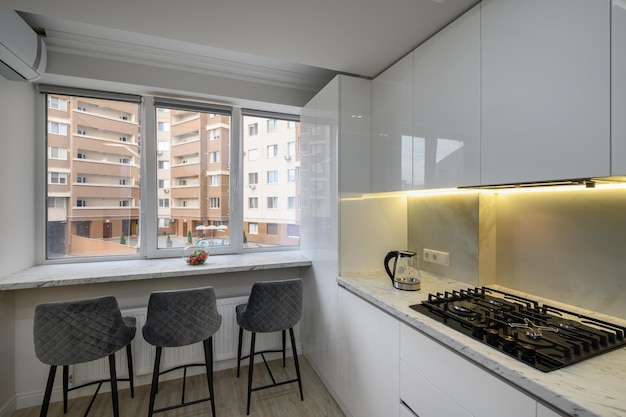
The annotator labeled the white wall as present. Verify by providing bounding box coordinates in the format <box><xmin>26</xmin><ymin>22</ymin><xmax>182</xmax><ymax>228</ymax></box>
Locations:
<box><xmin>0</xmin><ymin>77</ymin><xmax>37</xmax><ymax>417</ymax></box>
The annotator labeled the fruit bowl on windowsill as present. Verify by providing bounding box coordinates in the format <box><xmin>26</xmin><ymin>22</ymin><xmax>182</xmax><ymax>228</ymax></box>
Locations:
<box><xmin>183</xmin><ymin>246</ymin><xmax>208</xmax><ymax>265</ymax></box>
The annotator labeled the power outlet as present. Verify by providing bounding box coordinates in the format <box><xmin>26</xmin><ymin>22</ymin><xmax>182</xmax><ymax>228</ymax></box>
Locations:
<box><xmin>423</xmin><ymin>248</ymin><xmax>450</xmax><ymax>266</ymax></box>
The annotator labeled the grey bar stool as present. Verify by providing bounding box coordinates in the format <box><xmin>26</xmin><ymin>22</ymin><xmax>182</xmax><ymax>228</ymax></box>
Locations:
<box><xmin>33</xmin><ymin>296</ymin><xmax>136</xmax><ymax>417</ymax></box>
<box><xmin>236</xmin><ymin>278</ymin><xmax>304</xmax><ymax>415</ymax></box>
<box><xmin>142</xmin><ymin>286</ymin><xmax>222</xmax><ymax>417</ymax></box>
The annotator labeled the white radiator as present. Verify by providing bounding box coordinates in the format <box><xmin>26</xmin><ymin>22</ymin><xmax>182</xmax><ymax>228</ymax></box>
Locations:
<box><xmin>72</xmin><ymin>296</ymin><xmax>293</xmax><ymax>385</ymax></box>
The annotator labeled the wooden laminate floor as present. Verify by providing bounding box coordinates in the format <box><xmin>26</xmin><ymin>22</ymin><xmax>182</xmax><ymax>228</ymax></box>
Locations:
<box><xmin>13</xmin><ymin>356</ymin><xmax>345</xmax><ymax>417</ymax></box>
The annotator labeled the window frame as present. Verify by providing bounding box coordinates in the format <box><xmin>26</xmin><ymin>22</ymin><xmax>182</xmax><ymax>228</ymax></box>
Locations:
<box><xmin>36</xmin><ymin>88</ymin><xmax>300</xmax><ymax>264</ymax></box>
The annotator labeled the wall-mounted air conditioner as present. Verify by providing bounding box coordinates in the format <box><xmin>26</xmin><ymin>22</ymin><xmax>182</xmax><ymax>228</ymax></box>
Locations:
<box><xmin>0</xmin><ymin>7</ymin><xmax>47</xmax><ymax>82</ymax></box>
<box><xmin>284</xmin><ymin>155</ymin><xmax>291</xmax><ymax>161</ymax></box>
<box><xmin>249</xmin><ymin>184</ymin><xmax>256</xmax><ymax>189</ymax></box>
<box><xmin>164</xmin><ymin>188</ymin><xmax>169</xmax><ymax>193</ymax></box>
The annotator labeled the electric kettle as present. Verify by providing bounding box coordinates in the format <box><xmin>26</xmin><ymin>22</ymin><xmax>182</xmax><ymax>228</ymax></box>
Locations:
<box><xmin>384</xmin><ymin>250</ymin><xmax>421</xmax><ymax>291</ymax></box>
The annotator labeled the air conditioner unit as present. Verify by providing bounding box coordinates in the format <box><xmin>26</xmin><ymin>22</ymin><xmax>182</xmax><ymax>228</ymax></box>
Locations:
<box><xmin>284</xmin><ymin>155</ymin><xmax>291</xmax><ymax>161</ymax></box>
<box><xmin>164</xmin><ymin>188</ymin><xmax>169</xmax><ymax>193</ymax></box>
<box><xmin>157</xmin><ymin>150</ymin><xmax>163</xmax><ymax>155</ymax></box>
<box><xmin>249</xmin><ymin>184</ymin><xmax>256</xmax><ymax>189</ymax></box>
<box><xmin>0</xmin><ymin>8</ymin><xmax>47</xmax><ymax>82</ymax></box>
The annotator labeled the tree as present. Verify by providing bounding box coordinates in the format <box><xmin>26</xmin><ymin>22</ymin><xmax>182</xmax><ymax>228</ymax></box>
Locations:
<box><xmin>187</xmin><ymin>230</ymin><xmax>192</xmax><ymax>244</ymax></box>
<box><xmin>120</xmin><ymin>232</ymin><xmax>126</xmax><ymax>245</ymax></box>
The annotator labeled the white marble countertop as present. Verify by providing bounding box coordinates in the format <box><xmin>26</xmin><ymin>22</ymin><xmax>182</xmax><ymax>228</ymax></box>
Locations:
<box><xmin>338</xmin><ymin>271</ymin><xmax>626</xmax><ymax>417</ymax></box>
<box><xmin>0</xmin><ymin>251</ymin><xmax>312</xmax><ymax>290</ymax></box>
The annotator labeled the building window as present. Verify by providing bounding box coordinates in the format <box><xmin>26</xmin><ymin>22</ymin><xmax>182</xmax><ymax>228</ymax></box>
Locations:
<box><xmin>76</xmin><ymin>199</ymin><xmax>86</xmax><ymax>207</ymax></box>
<box><xmin>158</xmin><ymin>160</ymin><xmax>170</xmax><ymax>170</ymax></box>
<box><xmin>209</xmin><ymin>175</ymin><xmax>220</xmax><ymax>186</ymax></box>
<box><xmin>48</xmin><ymin>122</ymin><xmax>68</xmax><ymax>135</ymax></box>
<box><xmin>287</xmin><ymin>169</ymin><xmax>296</xmax><ymax>182</ymax></box>
<box><xmin>158</xmin><ymin>122</ymin><xmax>170</xmax><ymax>132</ymax></box>
<box><xmin>119</xmin><ymin>200</ymin><xmax>130</xmax><ymax>207</ymax></box>
<box><xmin>288</xmin><ymin>196</ymin><xmax>296</xmax><ymax>209</ymax></box>
<box><xmin>77</xmin><ymin>176</ymin><xmax>87</xmax><ymax>183</ymax></box>
<box><xmin>248</xmin><ymin>197</ymin><xmax>258</xmax><ymax>209</ymax></box>
<box><xmin>48</xmin><ymin>96</ymin><xmax>68</xmax><ymax>111</ymax></box>
<box><xmin>248</xmin><ymin>123</ymin><xmax>258</xmax><ymax>136</ymax></box>
<box><xmin>287</xmin><ymin>141</ymin><xmax>296</xmax><ymax>156</ymax></box>
<box><xmin>49</xmin><ymin>172</ymin><xmax>68</xmax><ymax>185</ymax></box>
<box><xmin>248</xmin><ymin>172</ymin><xmax>258</xmax><ymax>185</ymax></box>
<box><xmin>248</xmin><ymin>148</ymin><xmax>258</xmax><ymax>161</ymax></box>
<box><xmin>267</xmin><ymin>197</ymin><xmax>278</xmax><ymax>209</ymax></box>
<box><xmin>267</xmin><ymin>119</ymin><xmax>277</xmax><ymax>132</ymax></box>
<box><xmin>77</xmin><ymin>152</ymin><xmax>86</xmax><ymax>159</ymax></box>
<box><xmin>49</xmin><ymin>147</ymin><xmax>68</xmax><ymax>160</ymax></box>
<box><xmin>209</xmin><ymin>151</ymin><xmax>219</xmax><ymax>163</ymax></box>
<box><xmin>248</xmin><ymin>223</ymin><xmax>258</xmax><ymax>234</ymax></box>
<box><xmin>158</xmin><ymin>179</ymin><xmax>169</xmax><ymax>189</ymax></box>
<box><xmin>157</xmin><ymin>141</ymin><xmax>170</xmax><ymax>152</ymax></box>
<box><xmin>47</xmin><ymin>197</ymin><xmax>65</xmax><ymax>208</ymax></box>
<box><xmin>287</xmin><ymin>121</ymin><xmax>296</xmax><ymax>129</ymax></box>
<box><xmin>159</xmin><ymin>199</ymin><xmax>169</xmax><ymax>208</ymax></box>
<box><xmin>267</xmin><ymin>223</ymin><xmax>278</xmax><ymax>235</ymax></box>
<box><xmin>267</xmin><ymin>171</ymin><xmax>278</xmax><ymax>183</ymax></box>
<box><xmin>287</xmin><ymin>224</ymin><xmax>300</xmax><ymax>237</ymax></box>
<box><xmin>267</xmin><ymin>144</ymin><xmax>278</xmax><ymax>158</ymax></box>
<box><xmin>209</xmin><ymin>197</ymin><xmax>220</xmax><ymax>208</ymax></box>
<box><xmin>208</xmin><ymin>128</ymin><xmax>220</xmax><ymax>140</ymax></box>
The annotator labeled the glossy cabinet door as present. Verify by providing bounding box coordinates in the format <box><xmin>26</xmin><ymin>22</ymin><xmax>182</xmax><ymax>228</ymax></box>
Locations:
<box><xmin>371</xmin><ymin>52</ymin><xmax>414</xmax><ymax>192</ymax></box>
<box><xmin>337</xmin><ymin>287</ymin><xmax>400</xmax><ymax>417</ymax></box>
<box><xmin>481</xmin><ymin>0</ymin><xmax>611</xmax><ymax>185</ymax></box>
<box><xmin>612</xmin><ymin>0</ymin><xmax>626</xmax><ymax>175</ymax></box>
<box><xmin>400</xmin><ymin>323</ymin><xmax>536</xmax><ymax>417</ymax></box>
<box><xmin>413</xmin><ymin>4</ymin><xmax>481</xmax><ymax>188</ymax></box>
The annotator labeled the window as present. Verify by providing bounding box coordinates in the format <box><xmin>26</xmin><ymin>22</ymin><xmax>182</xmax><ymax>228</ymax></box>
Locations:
<box><xmin>208</xmin><ymin>128</ymin><xmax>220</xmax><ymax>140</ymax></box>
<box><xmin>287</xmin><ymin>224</ymin><xmax>300</xmax><ymax>237</ymax></box>
<box><xmin>267</xmin><ymin>223</ymin><xmax>278</xmax><ymax>235</ymax></box>
<box><xmin>267</xmin><ymin>144</ymin><xmax>278</xmax><ymax>158</ymax></box>
<box><xmin>287</xmin><ymin>121</ymin><xmax>296</xmax><ymax>129</ymax></box>
<box><xmin>267</xmin><ymin>170</ymin><xmax>278</xmax><ymax>183</ymax></box>
<box><xmin>49</xmin><ymin>147</ymin><xmax>68</xmax><ymax>160</ymax></box>
<box><xmin>48</xmin><ymin>96</ymin><xmax>68</xmax><ymax>111</ymax></box>
<box><xmin>267</xmin><ymin>119</ymin><xmax>277</xmax><ymax>132</ymax></box>
<box><xmin>41</xmin><ymin>87</ymin><xmax>298</xmax><ymax>260</ymax></box>
<box><xmin>248</xmin><ymin>223</ymin><xmax>258</xmax><ymax>234</ymax></box>
<box><xmin>248</xmin><ymin>123</ymin><xmax>258</xmax><ymax>136</ymax></box>
<box><xmin>49</xmin><ymin>172</ymin><xmax>68</xmax><ymax>185</ymax></box>
<box><xmin>287</xmin><ymin>169</ymin><xmax>296</xmax><ymax>182</ymax></box>
<box><xmin>48</xmin><ymin>122</ymin><xmax>68</xmax><ymax>135</ymax></box>
<box><xmin>287</xmin><ymin>141</ymin><xmax>296</xmax><ymax>156</ymax></box>
<box><xmin>248</xmin><ymin>149</ymin><xmax>258</xmax><ymax>161</ymax></box>
<box><xmin>288</xmin><ymin>196</ymin><xmax>296</xmax><ymax>209</ymax></box>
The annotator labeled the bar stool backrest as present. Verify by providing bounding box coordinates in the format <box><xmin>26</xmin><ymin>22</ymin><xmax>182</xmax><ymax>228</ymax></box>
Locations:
<box><xmin>34</xmin><ymin>296</ymin><xmax>135</xmax><ymax>366</ymax></box>
<box><xmin>143</xmin><ymin>286</ymin><xmax>222</xmax><ymax>348</ymax></box>
<box><xmin>238</xmin><ymin>279</ymin><xmax>303</xmax><ymax>333</ymax></box>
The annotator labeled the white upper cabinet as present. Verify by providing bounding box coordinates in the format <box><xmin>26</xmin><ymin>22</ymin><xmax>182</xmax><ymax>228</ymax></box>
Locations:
<box><xmin>413</xmin><ymin>4</ymin><xmax>481</xmax><ymax>188</ymax></box>
<box><xmin>372</xmin><ymin>52</ymin><xmax>414</xmax><ymax>192</ymax></box>
<box><xmin>481</xmin><ymin>0</ymin><xmax>611</xmax><ymax>185</ymax></box>
<box><xmin>612</xmin><ymin>0</ymin><xmax>626</xmax><ymax>175</ymax></box>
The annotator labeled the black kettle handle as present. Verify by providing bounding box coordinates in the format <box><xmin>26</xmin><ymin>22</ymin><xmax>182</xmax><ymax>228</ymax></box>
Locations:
<box><xmin>384</xmin><ymin>251</ymin><xmax>398</xmax><ymax>283</ymax></box>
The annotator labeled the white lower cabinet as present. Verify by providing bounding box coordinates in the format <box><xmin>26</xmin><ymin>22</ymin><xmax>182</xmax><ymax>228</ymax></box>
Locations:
<box><xmin>400</xmin><ymin>323</ymin><xmax>536</xmax><ymax>417</ymax></box>
<box><xmin>337</xmin><ymin>287</ymin><xmax>400</xmax><ymax>417</ymax></box>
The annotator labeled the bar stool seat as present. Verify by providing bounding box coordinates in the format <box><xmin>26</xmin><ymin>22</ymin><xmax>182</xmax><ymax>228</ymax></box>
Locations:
<box><xmin>236</xmin><ymin>278</ymin><xmax>304</xmax><ymax>415</ymax></box>
<box><xmin>33</xmin><ymin>296</ymin><xmax>136</xmax><ymax>417</ymax></box>
<box><xmin>142</xmin><ymin>286</ymin><xmax>222</xmax><ymax>417</ymax></box>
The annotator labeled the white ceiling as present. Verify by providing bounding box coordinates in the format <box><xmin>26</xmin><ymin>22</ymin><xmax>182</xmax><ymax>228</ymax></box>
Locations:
<box><xmin>2</xmin><ymin>0</ymin><xmax>479</xmax><ymax>99</ymax></box>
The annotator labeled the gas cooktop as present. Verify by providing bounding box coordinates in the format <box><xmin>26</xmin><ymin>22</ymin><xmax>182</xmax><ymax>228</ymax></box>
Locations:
<box><xmin>410</xmin><ymin>287</ymin><xmax>626</xmax><ymax>372</ymax></box>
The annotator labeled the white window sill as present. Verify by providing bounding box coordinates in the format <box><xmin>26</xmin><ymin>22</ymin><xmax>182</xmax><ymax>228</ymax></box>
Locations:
<box><xmin>0</xmin><ymin>251</ymin><xmax>311</xmax><ymax>290</ymax></box>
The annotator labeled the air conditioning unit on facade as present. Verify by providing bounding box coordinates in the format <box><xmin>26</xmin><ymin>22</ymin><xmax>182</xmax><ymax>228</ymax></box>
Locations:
<box><xmin>249</xmin><ymin>184</ymin><xmax>256</xmax><ymax>189</ymax></box>
<box><xmin>284</xmin><ymin>155</ymin><xmax>291</xmax><ymax>161</ymax></box>
<box><xmin>163</xmin><ymin>188</ymin><xmax>169</xmax><ymax>193</ymax></box>
<box><xmin>0</xmin><ymin>7</ymin><xmax>47</xmax><ymax>82</ymax></box>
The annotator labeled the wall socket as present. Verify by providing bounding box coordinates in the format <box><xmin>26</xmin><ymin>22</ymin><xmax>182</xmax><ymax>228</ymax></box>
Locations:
<box><xmin>423</xmin><ymin>248</ymin><xmax>450</xmax><ymax>266</ymax></box>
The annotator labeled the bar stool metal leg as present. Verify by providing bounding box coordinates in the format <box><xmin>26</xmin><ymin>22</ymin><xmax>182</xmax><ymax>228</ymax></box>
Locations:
<box><xmin>204</xmin><ymin>337</ymin><xmax>216</xmax><ymax>417</ymax></box>
<box><xmin>246</xmin><ymin>332</ymin><xmax>257</xmax><ymax>415</ymax></box>
<box><xmin>147</xmin><ymin>347</ymin><xmax>162</xmax><ymax>417</ymax></box>
<box><xmin>39</xmin><ymin>366</ymin><xmax>56</xmax><ymax>417</ymax></box>
<box><xmin>290</xmin><ymin>328</ymin><xmax>304</xmax><ymax>400</ymax></box>
<box><xmin>108</xmin><ymin>354</ymin><xmax>120</xmax><ymax>417</ymax></box>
